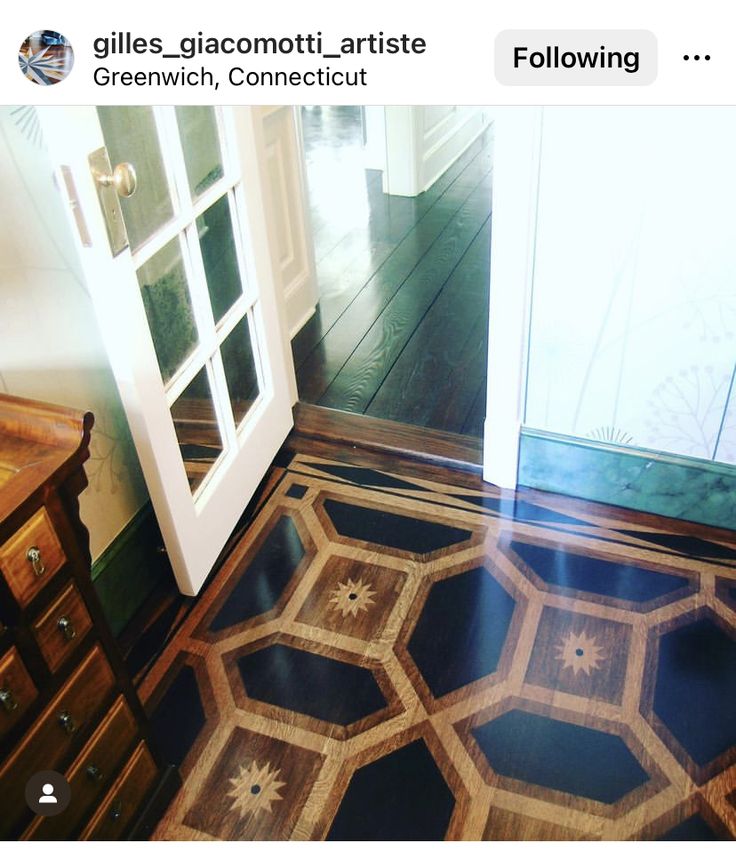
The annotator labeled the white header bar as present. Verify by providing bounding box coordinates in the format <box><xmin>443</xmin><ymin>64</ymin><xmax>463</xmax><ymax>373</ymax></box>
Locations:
<box><xmin>3</xmin><ymin>0</ymin><xmax>732</xmax><ymax>104</ymax></box>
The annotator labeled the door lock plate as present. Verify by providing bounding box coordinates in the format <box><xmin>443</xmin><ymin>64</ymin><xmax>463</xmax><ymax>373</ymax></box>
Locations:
<box><xmin>89</xmin><ymin>146</ymin><xmax>129</xmax><ymax>257</ymax></box>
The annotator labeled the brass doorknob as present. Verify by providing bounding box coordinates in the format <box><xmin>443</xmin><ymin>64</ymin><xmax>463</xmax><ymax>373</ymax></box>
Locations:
<box><xmin>95</xmin><ymin>162</ymin><xmax>137</xmax><ymax>198</ymax></box>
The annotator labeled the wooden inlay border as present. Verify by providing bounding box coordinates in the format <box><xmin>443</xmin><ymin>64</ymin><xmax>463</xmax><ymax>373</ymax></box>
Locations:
<box><xmin>144</xmin><ymin>450</ymin><xmax>736</xmax><ymax>841</ymax></box>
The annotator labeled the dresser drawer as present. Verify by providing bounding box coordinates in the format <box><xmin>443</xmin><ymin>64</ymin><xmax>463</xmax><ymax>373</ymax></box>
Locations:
<box><xmin>0</xmin><ymin>508</ymin><xmax>66</xmax><ymax>607</ymax></box>
<box><xmin>0</xmin><ymin>646</ymin><xmax>38</xmax><ymax>740</ymax></box>
<box><xmin>0</xmin><ymin>645</ymin><xmax>116</xmax><ymax>837</ymax></box>
<box><xmin>23</xmin><ymin>695</ymin><xmax>138</xmax><ymax>840</ymax></box>
<box><xmin>80</xmin><ymin>741</ymin><xmax>158</xmax><ymax>840</ymax></box>
<box><xmin>32</xmin><ymin>582</ymin><xmax>92</xmax><ymax>673</ymax></box>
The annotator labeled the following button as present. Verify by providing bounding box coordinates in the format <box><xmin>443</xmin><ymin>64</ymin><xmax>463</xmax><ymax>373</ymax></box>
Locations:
<box><xmin>495</xmin><ymin>30</ymin><xmax>657</xmax><ymax>85</ymax></box>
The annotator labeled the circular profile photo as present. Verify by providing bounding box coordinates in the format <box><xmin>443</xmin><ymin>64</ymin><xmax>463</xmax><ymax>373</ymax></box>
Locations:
<box><xmin>19</xmin><ymin>31</ymin><xmax>74</xmax><ymax>85</ymax></box>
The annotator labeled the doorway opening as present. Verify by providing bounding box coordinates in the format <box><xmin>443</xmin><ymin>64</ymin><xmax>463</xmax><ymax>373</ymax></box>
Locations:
<box><xmin>291</xmin><ymin>105</ymin><xmax>494</xmax><ymax>439</ymax></box>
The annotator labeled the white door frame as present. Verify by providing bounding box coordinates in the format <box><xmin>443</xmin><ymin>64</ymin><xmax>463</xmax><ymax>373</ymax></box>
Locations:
<box><xmin>254</xmin><ymin>106</ymin><xmax>318</xmax><ymax>346</ymax></box>
<box><xmin>483</xmin><ymin>107</ymin><xmax>543</xmax><ymax>489</ymax></box>
<box><xmin>281</xmin><ymin>104</ymin><xmax>542</xmax><ymax>487</ymax></box>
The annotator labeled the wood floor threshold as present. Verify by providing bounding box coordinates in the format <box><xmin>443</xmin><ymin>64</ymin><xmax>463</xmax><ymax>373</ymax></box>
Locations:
<box><xmin>292</xmin><ymin>403</ymin><xmax>483</xmax><ymax>473</ymax></box>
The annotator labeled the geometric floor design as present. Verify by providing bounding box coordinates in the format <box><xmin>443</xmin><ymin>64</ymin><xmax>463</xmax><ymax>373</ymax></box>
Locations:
<box><xmin>142</xmin><ymin>452</ymin><xmax>736</xmax><ymax>840</ymax></box>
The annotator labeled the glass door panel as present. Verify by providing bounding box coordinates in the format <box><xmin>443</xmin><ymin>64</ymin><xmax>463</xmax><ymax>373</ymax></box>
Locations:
<box><xmin>220</xmin><ymin>314</ymin><xmax>261</xmax><ymax>426</ymax></box>
<box><xmin>196</xmin><ymin>194</ymin><xmax>244</xmax><ymax>323</ymax></box>
<box><xmin>176</xmin><ymin>106</ymin><xmax>224</xmax><ymax>198</ymax></box>
<box><xmin>170</xmin><ymin>366</ymin><xmax>225</xmax><ymax>493</ymax></box>
<box><xmin>97</xmin><ymin>106</ymin><xmax>174</xmax><ymax>251</ymax></box>
<box><xmin>136</xmin><ymin>237</ymin><xmax>199</xmax><ymax>382</ymax></box>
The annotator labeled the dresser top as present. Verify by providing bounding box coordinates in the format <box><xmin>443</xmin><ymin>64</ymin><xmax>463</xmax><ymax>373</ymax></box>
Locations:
<box><xmin>0</xmin><ymin>395</ymin><xmax>93</xmax><ymax>527</ymax></box>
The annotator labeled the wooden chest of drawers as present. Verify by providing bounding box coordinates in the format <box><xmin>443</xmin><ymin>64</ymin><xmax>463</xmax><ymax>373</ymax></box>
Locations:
<box><xmin>0</xmin><ymin>394</ymin><xmax>177</xmax><ymax>840</ymax></box>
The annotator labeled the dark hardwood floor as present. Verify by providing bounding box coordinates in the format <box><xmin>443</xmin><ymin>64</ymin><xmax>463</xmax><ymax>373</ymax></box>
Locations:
<box><xmin>292</xmin><ymin>106</ymin><xmax>493</xmax><ymax>438</ymax></box>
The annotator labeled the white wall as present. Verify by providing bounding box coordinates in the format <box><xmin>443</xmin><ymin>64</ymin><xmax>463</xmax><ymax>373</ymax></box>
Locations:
<box><xmin>383</xmin><ymin>106</ymin><xmax>492</xmax><ymax>197</ymax></box>
<box><xmin>0</xmin><ymin>107</ymin><xmax>149</xmax><ymax>557</ymax></box>
<box><xmin>524</xmin><ymin>107</ymin><xmax>736</xmax><ymax>463</ymax></box>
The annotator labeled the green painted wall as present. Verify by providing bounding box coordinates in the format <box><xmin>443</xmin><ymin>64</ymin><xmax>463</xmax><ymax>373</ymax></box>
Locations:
<box><xmin>519</xmin><ymin>428</ymin><xmax>736</xmax><ymax>531</ymax></box>
<box><xmin>91</xmin><ymin>504</ymin><xmax>170</xmax><ymax>637</ymax></box>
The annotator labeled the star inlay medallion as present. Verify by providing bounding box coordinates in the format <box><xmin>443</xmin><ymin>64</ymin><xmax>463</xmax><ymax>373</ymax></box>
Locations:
<box><xmin>227</xmin><ymin>760</ymin><xmax>285</xmax><ymax>818</ymax></box>
<box><xmin>329</xmin><ymin>577</ymin><xmax>377</xmax><ymax>617</ymax></box>
<box><xmin>555</xmin><ymin>630</ymin><xmax>605</xmax><ymax>675</ymax></box>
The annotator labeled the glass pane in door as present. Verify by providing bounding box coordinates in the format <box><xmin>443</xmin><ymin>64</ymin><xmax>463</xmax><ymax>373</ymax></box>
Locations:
<box><xmin>221</xmin><ymin>314</ymin><xmax>260</xmax><ymax>425</ymax></box>
<box><xmin>170</xmin><ymin>366</ymin><xmax>224</xmax><ymax>493</ymax></box>
<box><xmin>197</xmin><ymin>195</ymin><xmax>244</xmax><ymax>322</ymax></box>
<box><xmin>137</xmin><ymin>238</ymin><xmax>199</xmax><ymax>383</ymax></box>
<box><xmin>97</xmin><ymin>106</ymin><xmax>174</xmax><ymax>251</ymax></box>
<box><xmin>176</xmin><ymin>107</ymin><xmax>224</xmax><ymax>198</ymax></box>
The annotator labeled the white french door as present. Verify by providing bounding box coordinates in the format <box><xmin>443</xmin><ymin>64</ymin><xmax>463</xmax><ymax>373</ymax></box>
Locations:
<box><xmin>41</xmin><ymin>107</ymin><xmax>294</xmax><ymax>595</ymax></box>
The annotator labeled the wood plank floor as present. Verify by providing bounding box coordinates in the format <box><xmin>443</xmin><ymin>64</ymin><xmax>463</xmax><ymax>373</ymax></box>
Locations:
<box><xmin>292</xmin><ymin>106</ymin><xmax>493</xmax><ymax>438</ymax></box>
<box><xmin>141</xmin><ymin>436</ymin><xmax>736</xmax><ymax>840</ymax></box>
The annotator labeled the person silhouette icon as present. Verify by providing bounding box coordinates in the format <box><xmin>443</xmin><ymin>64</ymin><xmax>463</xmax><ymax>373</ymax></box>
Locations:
<box><xmin>38</xmin><ymin>783</ymin><xmax>57</xmax><ymax>804</ymax></box>
<box><xmin>25</xmin><ymin>770</ymin><xmax>70</xmax><ymax>816</ymax></box>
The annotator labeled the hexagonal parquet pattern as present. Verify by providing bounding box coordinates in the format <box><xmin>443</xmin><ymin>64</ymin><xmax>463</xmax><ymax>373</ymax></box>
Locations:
<box><xmin>142</xmin><ymin>452</ymin><xmax>736</xmax><ymax>840</ymax></box>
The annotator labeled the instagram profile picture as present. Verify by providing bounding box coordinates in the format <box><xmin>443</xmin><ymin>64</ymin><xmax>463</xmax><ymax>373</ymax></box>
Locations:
<box><xmin>19</xmin><ymin>31</ymin><xmax>74</xmax><ymax>85</ymax></box>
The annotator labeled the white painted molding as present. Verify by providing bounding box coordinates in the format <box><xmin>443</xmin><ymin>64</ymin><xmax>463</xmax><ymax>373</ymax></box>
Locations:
<box><xmin>288</xmin><ymin>304</ymin><xmax>316</xmax><ymax>339</ymax></box>
<box><xmin>383</xmin><ymin>107</ymin><xmax>422</xmax><ymax>196</ymax></box>
<box><xmin>483</xmin><ymin>107</ymin><xmax>543</xmax><ymax>489</ymax></box>
<box><xmin>383</xmin><ymin>107</ymin><xmax>491</xmax><ymax>198</ymax></box>
<box><xmin>419</xmin><ymin>107</ymin><xmax>490</xmax><ymax>193</ymax></box>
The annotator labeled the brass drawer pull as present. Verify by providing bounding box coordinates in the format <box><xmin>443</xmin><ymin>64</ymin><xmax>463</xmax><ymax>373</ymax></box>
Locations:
<box><xmin>0</xmin><ymin>687</ymin><xmax>18</xmax><ymax>713</ymax></box>
<box><xmin>109</xmin><ymin>799</ymin><xmax>123</xmax><ymax>821</ymax></box>
<box><xmin>26</xmin><ymin>546</ymin><xmax>45</xmax><ymax>578</ymax></box>
<box><xmin>86</xmin><ymin>764</ymin><xmax>104</xmax><ymax>783</ymax></box>
<box><xmin>58</xmin><ymin>710</ymin><xmax>77</xmax><ymax>734</ymax></box>
<box><xmin>57</xmin><ymin>615</ymin><xmax>76</xmax><ymax>641</ymax></box>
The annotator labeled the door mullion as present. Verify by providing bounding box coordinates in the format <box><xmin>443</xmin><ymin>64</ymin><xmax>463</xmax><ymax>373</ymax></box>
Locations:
<box><xmin>131</xmin><ymin>213</ymin><xmax>192</xmax><ymax>270</ymax></box>
<box><xmin>218</xmin><ymin>108</ymin><xmax>242</xmax><ymax>184</ymax></box>
<box><xmin>155</xmin><ymin>107</ymin><xmax>192</xmax><ymax>219</ymax></box>
<box><xmin>183</xmin><ymin>219</ymin><xmax>218</xmax><ymax>357</ymax></box>
<box><xmin>151</xmin><ymin>106</ymin><xmax>218</xmax><ymax>365</ymax></box>
<box><xmin>161</xmin><ymin>103</ymin><xmax>217</xmax><ymax>358</ymax></box>
<box><xmin>230</xmin><ymin>183</ymin><xmax>259</xmax><ymax>305</ymax></box>
<box><xmin>191</xmin><ymin>176</ymin><xmax>238</xmax><ymax>219</ymax></box>
<box><xmin>247</xmin><ymin>302</ymin><xmax>273</xmax><ymax>407</ymax></box>
<box><xmin>209</xmin><ymin>349</ymin><xmax>238</xmax><ymax>451</ymax></box>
